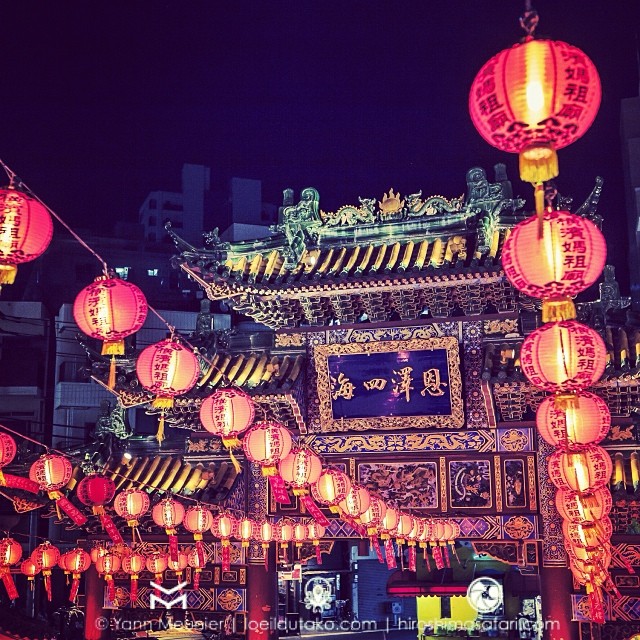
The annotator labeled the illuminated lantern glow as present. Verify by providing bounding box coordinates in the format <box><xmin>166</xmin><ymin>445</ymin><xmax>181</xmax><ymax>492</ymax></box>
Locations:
<box><xmin>555</xmin><ymin>487</ymin><xmax>612</xmax><ymax>525</ymax></box>
<box><xmin>395</xmin><ymin>513</ymin><xmax>416</xmax><ymax>545</ymax></box>
<box><xmin>377</xmin><ymin>505</ymin><xmax>399</xmax><ymax>569</ymax></box>
<box><xmin>152</xmin><ymin>496</ymin><xmax>186</xmax><ymax>562</ymax></box>
<box><xmin>29</xmin><ymin>453</ymin><xmax>87</xmax><ymax>526</ymax></box>
<box><xmin>184</xmin><ymin>504</ymin><xmax>213</xmax><ymax>566</ymax></box>
<box><xmin>238</xmin><ymin>517</ymin><xmax>256</xmax><ymax>548</ymax></box>
<box><xmin>122</xmin><ymin>551</ymin><xmax>146</xmax><ymax>606</ymax></box>
<box><xmin>167</xmin><ymin>551</ymin><xmax>189</xmax><ymax>581</ymax></box>
<box><xmin>31</xmin><ymin>542</ymin><xmax>60</xmax><ymax>601</ymax></box>
<box><xmin>274</xmin><ymin>519</ymin><xmax>294</xmax><ymax>564</ymax></box>
<box><xmin>338</xmin><ymin>484</ymin><xmax>371</xmax><ymax>521</ymax></box>
<box><xmin>0</xmin><ymin>186</ymin><xmax>53</xmax><ymax>288</ymax></box>
<box><xmin>145</xmin><ymin>551</ymin><xmax>168</xmax><ymax>586</ymax></box>
<box><xmin>0</xmin><ymin>433</ymin><xmax>17</xmax><ymax>469</ymax></box>
<box><xmin>211</xmin><ymin>512</ymin><xmax>238</xmax><ymax>572</ymax></box>
<box><xmin>311</xmin><ymin>467</ymin><xmax>351</xmax><ymax>512</ymax></box>
<box><xmin>0</xmin><ymin>537</ymin><xmax>21</xmax><ymax>601</ymax></box>
<box><xmin>243</xmin><ymin>421</ymin><xmax>293</xmax><ymax>475</ymax></box>
<box><xmin>563</xmin><ymin>516</ymin><xmax>613</xmax><ymax>550</ymax></box>
<box><xmin>20</xmin><ymin>559</ymin><xmax>40</xmax><ymax>590</ymax></box>
<box><xmin>90</xmin><ymin>544</ymin><xmax>109</xmax><ymax>565</ymax></box>
<box><xmin>520</xmin><ymin>321</ymin><xmax>606</xmax><ymax>392</ymax></box>
<box><xmin>469</xmin><ymin>38</ymin><xmax>601</xmax><ymax>207</ymax></box>
<box><xmin>73</xmin><ymin>275</ymin><xmax>148</xmax><ymax>388</ymax></box>
<box><xmin>199</xmin><ymin>389</ymin><xmax>255</xmax><ymax>471</ymax></box>
<box><xmin>548</xmin><ymin>446</ymin><xmax>613</xmax><ymax>494</ymax></box>
<box><xmin>293</xmin><ymin>523</ymin><xmax>308</xmax><ymax>548</ymax></box>
<box><xmin>256</xmin><ymin>520</ymin><xmax>274</xmax><ymax>570</ymax></box>
<box><xmin>567</xmin><ymin>544</ymin><xmax>611</xmax><ymax>571</ymax></box>
<box><xmin>96</xmin><ymin>552</ymin><xmax>122</xmax><ymax>603</ymax></box>
<box><xmin>536</xmin><ymin>391</ymin><xmax>610</xmax><ymax>449</ymax></box>
<box><xmin>278</xmin><ymin>447</ymin><xmax>323</xmax><ymax>495</ymax></box>
<box><xmin>360</xmin><ymin>495</ymin><xmax>387</xmax><ymax>533</ymax></box>
<box><xmin>65</xmin><ymin>548</ymin><xmax>90</xmax><ymax>603</ymax></box>
<box><xmin>501</xmin><ymin>210</ymin><xmax>607</xmax><ymax>321</ymax></box>
<box><xmin>136</xmin><ymin>338</ymin><xmax>200</xmax><ymax>443</ymax></box>
<box><xmin>114</xmin><ymin>488</ymin><xmax>150</xmax><ymax>543</ymax></box>
<box><xmin>76</xmin><ymin>475</ymin><xmax>122</xmax><ymax>544</ymax></box>
<box><xmin>187</xmin><ymin>547</ymin><xmax>208</xmax><ymax>590</ymax></box>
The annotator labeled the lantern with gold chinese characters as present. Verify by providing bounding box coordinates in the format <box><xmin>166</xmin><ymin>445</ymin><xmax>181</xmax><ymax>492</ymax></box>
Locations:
<box><xmin>0</xmin><ymin>537</ymin><xmax>21</xmax><ymax>600</ymax></box>
<box><xmin>548</xmin><ymin>446</ymin><xmax>613</xmax><ymax>494</ymax></box>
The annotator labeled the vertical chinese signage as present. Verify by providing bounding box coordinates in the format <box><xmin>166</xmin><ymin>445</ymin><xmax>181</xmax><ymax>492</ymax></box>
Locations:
<box><xmin>314</xmin><ymin>337</ymin><xmax>463</xmax><ymax>431</ymax></box>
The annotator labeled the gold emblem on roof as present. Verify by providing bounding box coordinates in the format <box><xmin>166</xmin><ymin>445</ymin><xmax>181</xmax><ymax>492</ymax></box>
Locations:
<box><xmin>378</xmin><ymin>188</ymin><xmax>404</xmax><ymax>215</ymax></box>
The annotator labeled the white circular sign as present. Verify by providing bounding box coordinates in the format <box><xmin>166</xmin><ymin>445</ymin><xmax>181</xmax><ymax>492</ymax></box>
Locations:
<box><xmin>466</xmin><ymin>577</ymin><xmax>503</xmax><ymax>613</ymax></box>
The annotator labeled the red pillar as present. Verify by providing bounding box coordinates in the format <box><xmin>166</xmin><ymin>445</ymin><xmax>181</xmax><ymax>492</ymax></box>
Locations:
<box><xmin>540</xmin><ymin>566</ymin><xmax>579</xmax><ymax>640</ymax></box>
<box><xmin>247</xmin><ymin>551</ymin><xmax>277</xmax><ymax>640</ymax></box>
<box><xmin>84</xmin><ymin>564</ymin><xmax>107</xmax><ymax>640</ymax></box>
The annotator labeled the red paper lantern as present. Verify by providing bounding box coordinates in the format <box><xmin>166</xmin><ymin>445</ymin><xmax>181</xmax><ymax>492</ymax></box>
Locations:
<box><xmin>0</xmin><ymin>433</ymin><xmax>17</xmax><ymax>468</ymax></box>
<box><xmin>152</xmin><ymin>496</ymin><xmax>186</xmax><ymax>562</ymax></box>
<box><xmin>307</xmin><ymin>521</ymin><xmax>326</xmax><ymax>565</ymax></box>
<box><xmin>278</xmin><ymin>447</ymin><xmax>323</xmax><ymax>495</ymax></box>
<box><xmin>360</xmin><ymin>495</ymin><xmax>387</xmax><ymax>532</ymax></box>
<box><xmin>502</xmin><ymin>210</ymin><xmax>606</xmax><ymax>322</ymax></box>
<box><xmin>167</xmin><ymin>552</ymin><xmax>189</xmax><ymax>580</ymax></box>
<box><xmin>31</xmin><ymin>542</ymin><xmax>60</xmax><ymax>602</ymax></box>
<box><xmin>90</xmin><ymin>544</ymin><xmax>109</xmax><ymax>564</ymax></box>
<box><xmin>122</xmin><ymin>551</ymin><xmax>146</xmax><ymax>606</ymax></box>
<box><xmin>20</xmin><ymin>559</ymin><xmax>40</xmax><ymax>591</ymax></box>
<box><xmin>76</xmin><ymin>475</ymin><xmax>122</xmax><ymax>544</ymax></box>
<box><xmin>243</xmin><ymin>421</ymin><xmax>293</xmax><ymax>475</ymax></box>
<box><xmin>256</xmin><ymin>520</ymin><xmax>274</xmax><ymax>569</ymax></box>
<box><xmin>65</xmin><ymin>548</ymin><xmax>90</xmax><ymax>603</ymax></box>
<box><xmin>145</xmin><ymin>551</ymin><xmax>168</xmax><ymax>584</ymax></box>
<box><xmin>395</xmin><ymin>513</ymin><xmax>417</xmax><ymax>544</ymax></box>
<box><xmin>97</xmin><ymin>551</ymin><xmax>122</xmax><ymax>603</ymax></box>
<box><xmin>536</xmin><ymin>391</ymin><xmax>610</xmax><ymax>448</ymax></box>
<box><xmin>520</xmin><ymin>321</ymin><xmax>606</xmax><ymax>392</ymax></box>
<box><xmin>311</xmin><ymin>467</ymin><xmax>351</xmax><ymax>511</ymax></box>
<box><xmin>293</xmin><ymin>523</ymin><xmax>308</xmax><ymax>547</ymax></box>
<box><xmin>199</xmin><ymin>388</ymin><xmax>255</xmax><ymax>441</ymax></box>
<box><xmin>136</xmin><ymin>338</ymin><xmax>200</xmax><ymax>442</ymax></box>
<box><xmin>563</xmin><ymin>516</ymin><xmax>613</xmax><ymax>549</ymax></box>
<box><xmin>379</xmin><ymin>506</ymin><xmax>399</xmax><ymax>537</ymax></box>
<box><xmin>339</xmin><ymin>484</ymin><xmax>371</xmax><ymax>519</ymax></box>
<box><xmin>211</xmin><ymin>512</ymin><xmax>238</xmax><ymax>571</ymax></box>
<box><xmin>469</xmin><ymin>39</ymin><xmax>601</xmax><ymax>185</ymax></box>
<box><xmin>238</xmin><ymin>517</ymin><xmax>256</xmax><ymax>548</ymax></box>
<box><xmin>184</xmin><ymin>504</ymin><xmax>213</xmax><ymax>566</ymax></box>
<box><xmin>73</xmin><ymin>275</ymin><xmax>148</xmax><ymax>357</ymax></box>
<box><xmin>0</xmin><ymin>537</ymin><xmax>21</xmax><ymax>566</ymax></box>
<box><xmin>548</xmin><ymin>445</ymin><xmax>613</xmax><ymax>493</ymax></box>
<box><xmin>114</xmin><ymin>488</ymin><xmax>150</xmax><ymax>542</ymax></box>
<box><xmin>0</xmin><ymin>186</ymin><xmax>53</xmax><ymax>287</ymax></box>
<box><xmin>274</xmin><ymin>519</ymin><xmax>294</xmax><ymax>563</ymax></box>
<box><xmin>555</xmin><ymin>487</ymin><xmax>612</xmax><ymax>523</ymax></box>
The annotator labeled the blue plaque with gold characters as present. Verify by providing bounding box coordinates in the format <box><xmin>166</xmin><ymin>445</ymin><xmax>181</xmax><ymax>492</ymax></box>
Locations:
<box><xmin>314</xmin><ymin>337</ymin><xmax>463</xmax><ymax>431</ymax></box>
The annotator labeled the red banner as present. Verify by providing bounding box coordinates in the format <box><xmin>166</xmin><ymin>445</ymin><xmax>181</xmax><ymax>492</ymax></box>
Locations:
<box><xmin>193</xmin><ymin>572</ymin><xmax>200</xmax><ymax>591</ymax></box>
<box><xmin>422</xmin><ymin>546</ymin><xmax>432</xmax><ymax>571</ymax></box>
<box><xmin>69</xmin><ymin>577</ymin><xmax>80</xmax><ymax>603</ymax></box>
<box><xmin>108</xmin><ymin>578</ymin><xmax>116</xmax><ymax>603</ymax></box>
<box><xmin>371</xmin><ymin>536</ymin><xmax>384</xmax><ymax>564</ymax></box>
<box><xmin>315</xmin><ymin>544</ymin><xmax>322</xmax><ymax>565</ymax></box>
<box><xmin>130</xmin><ymin>577</ymin><xmax>138</xmax><ymax>605</ymax></box>
<box><xmin>384</xmin><ymin>538</ymin><xmax>397</xmax><ymax>569</ymax></box>
<box><xmin>443</xmin><ymin>544</ymin><xmax>450</xmax><ymax>568</ymax></box>
<box><xmin>299</xmin><ymin>495</ymin><xmax>330</xmax><ymax>526</ymax></box>
<box><xmin>56</xmin><ymin>496</ymin><xmax>88</xmax><ymax>526</ymax></box>
<box><xmin>2</xmin><ymin>474</ymin><xmax>39</xmax><ymax>494</ymax></box>
<box><xmin>1</xmin><ymin>572</ymin><xmax>18</xmax><ymax>600</ymax></box>
<box><xmin>588</xmin><ymin>590</ymin><xmax>605</xmax><ymax>625</ymax></box>
<box><xmin>169</xmin><ymin>534</ymin><xmax>179</xmax><ymax>562</ymax></box>
<box><xmin>432</xmin><ymin>544</ymin><xmax>444</xmax><ymax>570</ymax></box>
<box><xmin>269</xmin><ymin>475</ymin><xmax>291</xmax><ymax>504</ymax></box>
<box><xmin>196</xmin><ymin>540</ymin><xmax>205</xmax><ymax>566</ymax></box>
<box><xmin>408</xmin><ymin>546</ymin><xmax>417</xmax><ymax>572</ymax></box>
<box><xmin>44</xmin><ymin>573</ymin><xmax>52</xmax><ymax>601</ymax></box>
<box><xmin>101</xmin><ymin>514</ymin><xmax>124</xmax><ymax>545</ymax></box>
<box><xmin>222</xmin><ymin>544</ymin><xmax>231</xmax><ymax>571</ymax></box>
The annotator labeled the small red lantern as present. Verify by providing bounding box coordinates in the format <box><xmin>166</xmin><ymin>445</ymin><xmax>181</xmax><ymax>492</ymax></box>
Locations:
<box><xmin>502</xmin><ymin>210</ymin><xmax>607</xmax><ymax>322</ymax></box>
<box><xmin>293</xmin><ymin>522</ymin><xmax>308</xmax><ymax>549</ymax></box>
<box><xmin>167</xmin><ymin>551</ymin><xmax>189</xmax><ymax>581</ymax></box>
<box><xmin>520</xmin><ymin>321</ymin><xmax>606</xmax><ymax>392</ymax></box>
<box><xmin>29</xmin><ymin>454</ymin><xmax>87</xmax><ymax>526</ymax></box>
<box><xmin>199</xmin><ymin>389</ymin><xmax>255</xmax><ymax>471</ymax></box>
<box><xmin>211</xmin><ymin>512</ymin><xmax>238</xmax><ymax>571</ymax></box>
<box><xmin>90</xmin><ymin>543</ymin><xmax>109</xmax><ymax>565</ymax></box>
<box><xmin>152</xmin><ymin>496</ymin><xmax>186</xmax><ymax>562</ymax></box>
<box><xmin>76</xmin><ymin>475</ymin><xmax>123</xmax><ymax>544</ymax></box>
<box><xmin>536</xmin><ymin>391</ymin><xmax>610</xmax><ymax>449</ymax></box>
<box><xmin>469</xmin><ymin>38</ymin><xmax>600</xmax><ymax>192</ymax></box>
<box><xmin>184</xmin><ymin>504</ymin><xmax>213</xmax><ymax>566</ymax></box>
<box><xmin>278</xmin><ymin>447</ymin><xmax>323</xmax><ymax>495</ymax></box>
<box><xmin>338</xmin><ymin>484</ymin><xmax>371</xmax><ymax>520</ymax></box>
<box><xmin>378</xmin><ymin>506</ymin><xmax>399</xmax><ymax>568</ymax></box>
<box><xmin>257</xmin><ymin>520</ymin><xmax>274</xmax><ymax>570</ymax></box>
<box><xmin>20</xmin><ymin>558</ymin><xmax>40</xmax><ymax>590</ymax></box>
<box><xmin>31</xmin><ymin>541</ymin><xmax>60</xmax><ymax>601</ymax></box>
<box><xmin>311</xmin><ymin>467</ymin><xmax>351</xmax><ymax>513</ymax></box>
<box><xmin>136</xmin><ymin>338</ymin><xmax>200</xmax><ymax>443</ymax></box>
<box><xmin>0</xmin><ymin>433</ymin><xmax>17</xmax><ymax>468</ymax></box>
<box><xmin>548</xmin><ymin>445</ymin><xmax>613</xmax><ymax>494</ymax></box>
<box><xmin>96</xmin><ymin>551</ymin><xmax>122</xmax><ymax>603</ymax></box>
<box><xmin>238</xmin><ymin>517</ymin><xmax>256</xmax><ymax>548</ymax></box>
<box><xmin>360</xmin><ymin>495</ymin><xmax>387</xmax><ymax>533</ymax></box>
<box><xmin>145</xmin><ymin>551</ymin><xmax>168</xmax><ymax>585</ymax></box>
<box><xmin>122</xmin><ymin>551</ymin><xmax>146</xmax><ymax>606</ymax></box>
<box><xmin>114</xmin><ymin>488</ymin><xmax>150</xmax><ymax>543</ymax></box>
<box><xmin>274</xmin><ymin>519</ymin><xmax>294</xmax><ymax>564</ymax></box>
<box><xmin>395</xmin><ymin>513</ymin><xmax>416</xmax><ymax>545</ymax></box>
<box><xmin>0</xmin><ymin>537</ymin><xmax>21</xmax><ymax>601</ymax></box>
<box><xmin>555</xmin><ymin>487</ymin><xmax>612</xmax><ymax>523</ymax></box>
<box><xmin>307</xmin><ymin>521</ymin><xmax>326</xmax><ymax>565</ymax></box>
<box><xmin>65</xmin><ymin>548</ymin><xmax>90</xmax><ymax>603</ymax></box>
<box><xmin>0</xmin><ymin>186</ymin><xmax>53</xmax><ymax>289</ymax></box>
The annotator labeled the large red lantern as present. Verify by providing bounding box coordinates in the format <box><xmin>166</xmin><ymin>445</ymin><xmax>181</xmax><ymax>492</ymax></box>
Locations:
<box><xmin>73</xmin><ymin>275</ymin><xmax>148</xmax><ymax>387</ymax></box>
<box><xmin>536</xmin><ymin>392</ymin><xmax>610</xmax><ymax>449</ymax></box>
<box><xmin>278</xmin><ymin>447</ymin><xmax>323</xmax><ymax>495</ymax></box>
<box><xmin>114</xmin><ymin>488</ymin><xmax>150</xmax><ymax>543</ymax></box>
<box><xmin>312</xmin><ymin>467</ymin><xmax>351</xmax><ymax>512</ymax></box>
<box><xmin>469</xmin><ymin>38</ymin><xmax>600</xmax><ymax>195</ymax></box>
<box><xmin>96</xmin><ymin>551</ymin><xmax>122</xmax><ymax>603</ymax></box>
<box><xmin>152</xmin><ymin>496</ymin><xmax>185</xmax><ymax>562</ymax></box>
<box><xmin>65</xmin><ymin>548</ymin><xmax>90</xmax><ymax>603</ymax></box>
<box><xmin>136</xmin><ymin>338</ymin><xmax>200</xmax><ymax>443</ymax></box>
<box><xmin>0</xmin><ymin>186</ymin><xmax>53</xmax><ymax>288</ymax></box>
<box><xmin>31</xmin><ymin>541</ymin><xmax>60</xmax><ymax>601</ymax></box>
<box><xmin>184</xmin><ymin>504</ymin><xmax>213</xmax><ymax>566</ymax></box>
<box><xmin>0</xmin><ymin>537</ymin><xmax>21</xmax><ymax>601</ymax></box>
<box><xmin>29</xmin><ymin>454</ymin><xmax>87</xmax><ymax>526</ymax></box>
<box><xmin>502</xmin><ymin>210</ymin><xmax>607</xmax><ymax>322</ymax></box>
<box><xmin>76</xmin><ymin>475</ymin><xmax>122</xmax><ymax>544</ymax></box>
<box><xmin>211</xmin><ymin>511</ymin><xmax>238</xmax><ymax>571</ymax></box>
<box><xmin>555</xmin><ymin>487</ymin><xmax>612</xmax><ymax>523</ymax></box>
<box><xmin>548</xmin><ymin>445</ymin><xmax>613</xmax><ymax>494</ymax></box>
<box><xmin>520</xmin><ymin>321</ymin><xmax>606</xmax><ymax>392</ymax></box>
<box><xmin>122</xmin><ymin>551</ymin><xmax>146</xmax><ymax>606</ymax></box>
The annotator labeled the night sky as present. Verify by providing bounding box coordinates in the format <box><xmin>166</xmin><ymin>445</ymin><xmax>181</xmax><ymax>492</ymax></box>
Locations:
<box><xmin>2</xmin><ymin>2</ymin><xmax>638</xmax><ymax>288</ymax></box>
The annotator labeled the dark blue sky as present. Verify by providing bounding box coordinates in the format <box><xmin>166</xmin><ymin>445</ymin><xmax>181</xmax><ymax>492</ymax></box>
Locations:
<box><xmin>2</xmin><ymin>1</ymin><xmax>638</xmax><ymax>287</ymax></box>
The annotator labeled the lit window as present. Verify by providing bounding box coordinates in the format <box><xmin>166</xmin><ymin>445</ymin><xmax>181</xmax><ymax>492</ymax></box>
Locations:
<box><xmin>114</xmin><ymin>267</ymin><xmax>130</xmax><ymax>280</ymax></box>
<box><xmin>147</xmin><ymin>269</ymin><xmax>159</xmax><ymax>277</ymax></box>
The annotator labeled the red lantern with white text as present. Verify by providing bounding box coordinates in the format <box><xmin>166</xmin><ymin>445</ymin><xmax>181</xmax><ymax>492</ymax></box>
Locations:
<box><xmin>0</xmin><ymin>433</ymin><xmax>17</xmax><ymax>468</ymax></box>
<box><xmin>96</xmin><ymin>552</ymin><xmax>121</xmax><ymax>603</ymax></box>
<box><xmin>136</xmin><ymin>338</ymin><xmax>200</xmax><ymax>443</ymax></box>
<box><xmin>122</xmin><ymin>551</ymin><xmax>146</xmax><ymax>606</ymax></box>
<box><xmin>76</xmin><ymin>475</ymin><xmax>122</xmax><ymax>544</ymax></box>
<box><xmin>184</xmin><ymin>504</ymin><xmax>213</xmax><ymax>567</ymax></box>
<box><xmin>520</xmin><ymin>321</ymin><xmax>606</xmax><ymax>392</ymax></box>
<box><xmin>0</xmin><ymin>186</ymin><xmax>53</xmax><ymax>288</ymax></box>
<box><xmin>312</xmin><ymin>467</ymin><xmax>351</xmax><ymax>513</ymax></box>
<box><xmin>114</xmin><ymin>488</ymin><xmax>150</xmax><ymax>543</ymax></box>
<box><xmin>339</xmin><ymin>484</ymin><xmax>370</xmax><ymax>520</ymax></box>
<box><xmin>152</xmin><ymin>496</ymin><xmax>185</xmax><ymax>562</ymax></box>
<box><xmin>211</xmin><ymin>512</ymin><xmax>238</xmax><ymax>571</ymax></box>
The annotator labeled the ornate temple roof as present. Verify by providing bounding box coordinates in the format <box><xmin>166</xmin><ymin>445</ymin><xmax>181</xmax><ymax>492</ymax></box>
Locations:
<box><xmin>169</xmin><ymin>166</ymin><xmax>604</xmax><ymax>329</ymax></box>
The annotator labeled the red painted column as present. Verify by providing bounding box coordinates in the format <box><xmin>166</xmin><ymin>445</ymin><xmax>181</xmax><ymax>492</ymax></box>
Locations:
<box><xmin>247</xmin><ymin>550</ymin><xmax>277</xmax><ymax>640</ymax></box>
<box><xmin>540</xmin><ymin>566</ymin><xmax>579</xmax><ymax>640</ymax></box>
<box><xmin>84</xmin><ymin>564</ymin><xmax>107</xmax><ymax>640</ymax></box>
